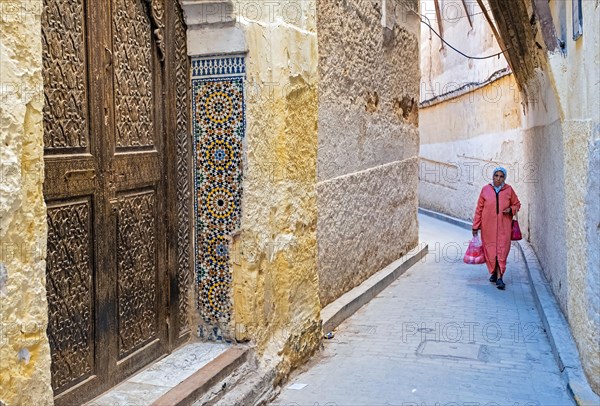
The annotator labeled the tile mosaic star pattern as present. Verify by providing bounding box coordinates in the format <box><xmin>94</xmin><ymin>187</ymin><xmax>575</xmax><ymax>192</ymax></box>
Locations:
<box><xmin>192</xmin><ymin>56</ymin><xmax>245</xmax><ymax>325</ymax></box>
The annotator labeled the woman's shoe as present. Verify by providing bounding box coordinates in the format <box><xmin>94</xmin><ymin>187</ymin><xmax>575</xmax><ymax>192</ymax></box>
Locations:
<box><xmin>496</xmin><ymin>278</ymin><xmax>505</xmax><ymax>290</ymax></box>
<box><xmin>489</xmin><ymin>272</ymin><xmax>498</xmax><ymax>283</ymax></box>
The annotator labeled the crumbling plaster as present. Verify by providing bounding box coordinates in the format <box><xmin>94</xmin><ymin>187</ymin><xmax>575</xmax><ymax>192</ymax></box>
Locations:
<box><xmin>230</xmin><ymin>0</ymin><xmax>322</xmax><ymax>384</ymax></box>
<box><xmin>180</xmin><ymin>0</ymin><xmax>322</xmax><ymax>381</ymax></box>
<box><xmin>0</xmin><ymin>9</ymin><xmax>53</xmax><ymax>406</ymax></box>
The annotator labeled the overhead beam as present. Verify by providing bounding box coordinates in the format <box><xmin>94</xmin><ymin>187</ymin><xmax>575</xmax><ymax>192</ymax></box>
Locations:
<box><xmin>486</xmin><ymin>0</ymin><xmax>548</xmax><ymax>100</ymax></box>
<box><xmin>475</xmin><ymin>0</ymin><xmax>512</xmax><ymax>70</ymax></box>
<box><xmin>434</xmin><ymin>0</ymin><xmax>445</xmax><ymax>49</ymax></box>
<box><xmin>461</xmin><ymin>0</ymin><xmax>473</xmax><ymax>29</ymax></box>
<box><xmin>533</xmin><ymin>0</ymin><xmax>560</xmax><ymax>51</ymax></box>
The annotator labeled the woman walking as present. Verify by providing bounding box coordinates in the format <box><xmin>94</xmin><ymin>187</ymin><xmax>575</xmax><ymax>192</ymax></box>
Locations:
<box><xmin>472</xmin><ymin>167</ymin><xmax>521</xmax><ymax>290</ymax></box>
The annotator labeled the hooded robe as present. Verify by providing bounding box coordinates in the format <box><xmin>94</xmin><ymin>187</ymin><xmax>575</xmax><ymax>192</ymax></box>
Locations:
<box><xmin>472</xmin><ymin>183</ymin><xmax>521</xmax><ymax>275</ymax></box>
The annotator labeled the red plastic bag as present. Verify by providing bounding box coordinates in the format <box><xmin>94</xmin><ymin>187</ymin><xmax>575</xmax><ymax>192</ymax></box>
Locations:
<box><xmin>464</xmin><ymin>235</ymin><xmax>485</xmax><ymax>264</ymax></box>
<box><xmin>511</xmin><ymin>219</ymin><xmax>522</xmax><ymax>241</ymax></box>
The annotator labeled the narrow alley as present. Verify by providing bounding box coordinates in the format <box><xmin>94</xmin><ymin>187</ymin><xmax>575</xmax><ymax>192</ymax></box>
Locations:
<box><xmin>1</xmin><ymin>0</ymin><xmax>598</xmax><ymax>404</ymax></box>
<box><xmin>272</xmin><ymin>213</ymin><xmax>573</xmax><ymax>405</ymax></box>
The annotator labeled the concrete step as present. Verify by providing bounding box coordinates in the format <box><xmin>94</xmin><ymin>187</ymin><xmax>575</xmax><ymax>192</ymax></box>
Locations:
<box><xmin>151</xmin><ymin>346</ymin><xmax>251</xmax><ymax>406</ymax></box>
<box><xmin>86</xmin><ymin>342</ymin><xmax>248</xmax><ymax>406</ymax></box>
<box><xmin>192</xmin><ymin>362</ymin><xmax>277</xmax><ymax>406</ymax></box>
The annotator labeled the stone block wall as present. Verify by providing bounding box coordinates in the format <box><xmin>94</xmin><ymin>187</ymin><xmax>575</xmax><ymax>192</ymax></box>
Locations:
<box><xmin>316</xmin><ymin>0</ymin><xmax>421</xmax><ymax>306</ymax></box>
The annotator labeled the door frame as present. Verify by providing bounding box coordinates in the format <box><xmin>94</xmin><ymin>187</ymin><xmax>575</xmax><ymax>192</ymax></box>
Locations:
<box><xmin>164</xmin><ymin>0</ymin><xmax>194</xmax><ymax>350</ymax></box>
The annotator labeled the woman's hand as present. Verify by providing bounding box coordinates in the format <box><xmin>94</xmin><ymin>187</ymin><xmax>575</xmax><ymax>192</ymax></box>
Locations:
<box><xmin>472</xmin><ymin>229</ymin><xmax>478</xmax><ymax>237</ymax></box>
<box><xmin>503</xmin><ymin>207</ymin><xmax>512</xmax><ymax>215</ymax></box>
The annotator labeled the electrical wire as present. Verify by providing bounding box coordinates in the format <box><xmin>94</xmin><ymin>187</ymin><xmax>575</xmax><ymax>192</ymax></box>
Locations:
<box><xmin>414</xmin><ymin>10</ymin><xmax>509</xmax><ymax>60</ymax></box>
<box><xmin>438</xmin><ymin>8</ymin><xmax>491</xmax><ymax>20</ymax></box>
<box><xmin>465</xmin><ymin>9</ymin><xmax>488</xmax><ymax>17</ymax></box>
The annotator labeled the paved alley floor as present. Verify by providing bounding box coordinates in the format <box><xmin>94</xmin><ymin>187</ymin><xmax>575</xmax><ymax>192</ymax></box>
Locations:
<box><xmin>271</xmin><ymin>213</ymin><xmax>573</xmax><ymax>406</ymax></box>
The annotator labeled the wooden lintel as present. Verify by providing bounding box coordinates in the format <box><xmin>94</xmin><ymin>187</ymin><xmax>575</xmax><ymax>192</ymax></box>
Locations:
<box><xmin>461</xmin><ymin>0</ymin><xmax>473</xmax><ymax>28</ymax></box>
<box><xmin>475</xmin><ymin>0</ymin><xmax>512</xmax><ymax>70</ymax></box>
<box><xmin>533</xmin><ymin>0</ymin><xmax>560</xmax><ymax>51</ymax></box>
<box><xmin>434</xmin><ymin>0</ymin><xmax>445</xmax><ymax>49</ymax></box>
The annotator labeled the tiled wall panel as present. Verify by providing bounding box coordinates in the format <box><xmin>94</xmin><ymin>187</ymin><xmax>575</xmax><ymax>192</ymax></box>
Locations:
<box><xmin>192</xmin><ymin>56</ymin><xmax>245</xmax><ymax>327</ymax></box>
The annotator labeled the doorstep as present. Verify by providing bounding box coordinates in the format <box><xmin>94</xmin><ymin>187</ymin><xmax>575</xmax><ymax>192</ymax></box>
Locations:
<box><xmin>86</xmin><ymin>341</ymin><xmax>247</xmax><ymax>406</ymax></box>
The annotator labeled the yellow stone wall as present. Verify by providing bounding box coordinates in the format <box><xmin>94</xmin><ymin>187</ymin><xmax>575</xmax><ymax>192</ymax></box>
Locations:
<box><xmin>231</xmin><ymin>0</ymin><xmax>322</xmax><ymax>383</ymax></box>
<box><xmin>0</xmin><ymin>7</ymin><xmax>53</xmax><ymax>406</ymax></box>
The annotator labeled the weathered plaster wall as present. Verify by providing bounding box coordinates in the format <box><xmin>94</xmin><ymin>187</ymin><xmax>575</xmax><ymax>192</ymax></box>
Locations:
<box><xmin>418</xmin><ymin>1</ymin><xmax>529</xmax><ymax>232</ymax></box>
<box><xmin>419</xmin><ymin>0</ymin><xmax>508</xmax><ymax>102</ymax></box>
<box><xmin>523</xmin><ymin>87</ymin><xmax>600</xmax><ymax>395</ymax></box>
<box><xmin>526</xmin><ymin>0</ymin><xmax>600</xmax><ymax>391</ymax></box>
<box><xmin>512</xmin><ymin>69</ymin><xmax>568</xmax><ymax>311</ymax></box>
<box><xmin>231</xmin><ymin>0</ymin><xmax>322</xmax><ymax>384</ymax></box>
<box><xmin>419</xmin><ymin>74</ymin><xmax>530</xmax><ymax>235</ymax></box>
<box><xmin>0</xmin><ymin>10</ymin><xmax>53</xmax><ymax>406</ymax></box>
<box><xmin>316</xmin><ymin>0</ymin><xmax>421</xmax><ymax>307</ymax></box>
<box><xmin>485</xmin><ymin>0</ymin><xmax>600</xmax><ymax>392</ymax></box>
<box><xmin>522</xmin><ymin>115</ymin><xmax>568</xmax><ymax>310</ymax></box>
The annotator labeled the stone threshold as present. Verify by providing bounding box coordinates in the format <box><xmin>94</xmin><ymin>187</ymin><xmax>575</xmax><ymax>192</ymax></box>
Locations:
<box><xmin>418</xmin><ymin>206</ymin><xmax>600</xmax><ymax>406</ymax></box>
<box><xmin>86</xmin><ymin>341</ymin><xmax>248</xmax><ymax>406</ymax></box>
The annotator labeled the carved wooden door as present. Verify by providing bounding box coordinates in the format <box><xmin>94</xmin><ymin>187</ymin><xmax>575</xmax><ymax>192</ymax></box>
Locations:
<box><xmin>42</xmin><ymin>1</ymin><xmax>190</xmax><ymax>404</ymax></box>
<box><xmin>102</xmin><ymin>0</ymin><xmax>169</xmax><ymax>390</ymax></box>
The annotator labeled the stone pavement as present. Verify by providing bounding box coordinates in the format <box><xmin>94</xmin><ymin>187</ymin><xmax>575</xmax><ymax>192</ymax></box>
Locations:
<box><xmin>271</xmin><ymin>213</ymin><xmax>574</xmax><ymax>406</ymax></box>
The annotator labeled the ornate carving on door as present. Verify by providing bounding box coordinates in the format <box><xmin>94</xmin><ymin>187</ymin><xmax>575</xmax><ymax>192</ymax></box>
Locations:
<box><xmin>42</xmin><ymin>1</ymin><xmax>191</xmax><ymax>404</ymax></box>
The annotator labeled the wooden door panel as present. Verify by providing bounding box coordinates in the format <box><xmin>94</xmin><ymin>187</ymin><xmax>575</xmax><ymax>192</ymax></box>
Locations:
<box><xmin>111</xmin><ymin>152</ymin><xmax>161</xmax><ymax>189</ymax></box>
<box><xmin>42</xmin><ymin>0</ymin><xmax>90</xmax><ymax>155</ymax></box>
<box><xmin>172</xmin><ymin>4</ymin><xmax>193</xmax><ymax>343</ymax></box>
<box><xmin>111</xmin><ymin>0</ymin><xmax>155</xmax><ymax>151</ymax></box>
<box><xmin>46</xmin><ymin>198</ymin><xmax>96</xmax><ymax>394</ymax></box>
<box><xmin>114</xmin><ymin>190</ymin><xmax>159</xmax><ymax>358</ymax></box>
<box><xmin>106</xmin><ymin>0</ymin><xmax>167</xmax><ymax>380</ymax></box>
<box><xmin>42</xmin><ymin>0</ymin><xmax>102</xmax><ymax>401</ymax></box>
<box><xmin>43</xmin><ymin>156</ymin><xmax>96</xmax><ymax>200</ymax></box>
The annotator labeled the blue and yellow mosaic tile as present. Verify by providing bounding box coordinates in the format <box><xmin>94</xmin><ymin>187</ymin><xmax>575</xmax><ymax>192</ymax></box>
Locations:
<box><xmin>192</xmin><ymin>55</ymin><xmax>245</xmax><ymax>325</ymax></box>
